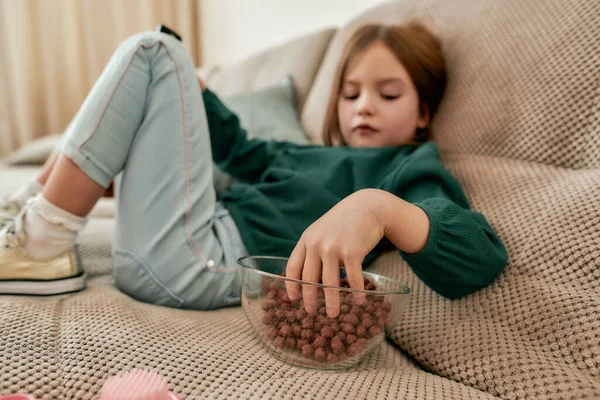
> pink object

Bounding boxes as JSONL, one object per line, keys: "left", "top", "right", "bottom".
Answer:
{"left": 0, "top": 396, "right": 36, "bottom": 400}
{"left": 99, "top": 369, "right": 182, "bottom": 400}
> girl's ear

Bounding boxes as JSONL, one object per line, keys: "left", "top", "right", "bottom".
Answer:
{"left": 417, "top": 103, "right": 430, "bottom": 129}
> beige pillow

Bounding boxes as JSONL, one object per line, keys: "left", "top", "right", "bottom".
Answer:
{"left": 4, "top": 133, "right": 62, "bottom": 165}
{"left": 302, "top": 0, "right": 600, "bottom": 169}
{"left": 198, "top": 27, "right": 337, "bottom": 113}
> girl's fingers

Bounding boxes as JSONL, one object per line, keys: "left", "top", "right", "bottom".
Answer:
{"left": 322, "top": 256, "right": 341, "bottom": 318}
{"left": 285, "top": 242, "right": 306, "bottom": 300}
{"left": 344, "top": 259, "right": 366, "bottom": 305}
{"left": 301, "top": 250, "right": 322, "bottom": 314}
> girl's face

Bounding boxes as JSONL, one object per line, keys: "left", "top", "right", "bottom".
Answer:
{"left": 337, "top": 41, "right": 429, "bottom": 148}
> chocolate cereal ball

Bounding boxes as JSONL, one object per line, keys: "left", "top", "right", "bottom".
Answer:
{"left": 321, "top": 326, "right": 334, "bottom": 339}
{"left": 314, "top": 347, "right": 327, "bottom": 361}
{"left": 355, "top": 325, "right": 367, "bottom": 338}
{"left": 292, "top": 324, "right": 302, "bottom": 337}
{"left": 327, "top": 352, "right": 339, "bottom": 363}
{"left": 279, "top": 323, "right": 292, "bottom": 337}
{"left": 313, "top": 335, "right": 327, "bottom": 349}
{"left": 368, "top": 325, "right": 382, "bottom": 338}
{"left": 300, "top": 329, "right": 313, "bottom": 341}
{"left": 301, "top": 317, "right": 314, "bottom": 330}
{"left": 274, "top": 336, "right": 285, "bottom": 348}
{"left": 345, "top": 334, "right": 357, "bottom": 346}
{"left": 361, "top": 317, "right": 374, "bottom": 329}
{"left": 340, "top": 323, "right": 355, "bottom": 334}
{"left": 331, "top": 337, "right": 345, "bottom": 355}
{"left": 301, "top": 344, "right": 313, "bottom": 357}
{"left": 286, "top": 337, "right": 297, "bottom": 349}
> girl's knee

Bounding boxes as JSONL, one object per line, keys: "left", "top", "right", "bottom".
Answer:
{"left": 115, "top": 31, "right": 188, "bottom": 69}
{"left": 123, "top": 30, "right": 184, "bottom": 52}
{"left": 122, "top": 31, "right": 161, "bottom": 47}
{"left": 116, "top": 31, "right": 165, "bottom": 57}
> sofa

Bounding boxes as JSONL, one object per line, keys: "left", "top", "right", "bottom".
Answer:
{"left": 1, "top": 0, "right": 599, "bottom": 398}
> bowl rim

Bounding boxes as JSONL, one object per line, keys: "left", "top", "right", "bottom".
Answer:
{"left": 237, "top": 255, "right": 410, "bottom": 295}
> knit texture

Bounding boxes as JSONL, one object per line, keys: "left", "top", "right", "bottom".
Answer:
{"left": 374, "top": 154, "right": 600, "bottom": 399}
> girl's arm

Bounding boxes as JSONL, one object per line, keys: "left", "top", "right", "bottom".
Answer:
{"left": 286, "top": 144, "right": 508, "bottom": 316}
{"left": 202, "top": 88, "right": 293, "bottom": 182}
{"left": 286, "top": 187, "right": 507, "bottom": 317}
{"left": 380, "top": 146, "right": 508, "bottom": 299}
{"left": 372, "top": 189, "right": 508, "bottom": 299}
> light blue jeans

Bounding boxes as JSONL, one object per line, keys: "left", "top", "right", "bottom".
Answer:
{"left": 58, "top": 32, "right": 248, "bottom": 310}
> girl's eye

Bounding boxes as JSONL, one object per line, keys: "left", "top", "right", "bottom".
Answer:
{"left": 343, "top": 94, "right": 359, "bottom": 100}
{"left": 382, "top": 94, "right": 400, "bottom": 100}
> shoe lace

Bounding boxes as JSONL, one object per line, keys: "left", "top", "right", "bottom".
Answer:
{"left": 1, "top": 225, "right": 15, "bottom": 250}
{"left": 0, "top": 196, "right": 19, "bottom": 229}
{"left": 1, "top": 209, "right": 23, "bottom": 250}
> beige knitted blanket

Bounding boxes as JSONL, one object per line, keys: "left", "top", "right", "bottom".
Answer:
{"left": 376, "top": 154, "right": 600, "bottom": 399}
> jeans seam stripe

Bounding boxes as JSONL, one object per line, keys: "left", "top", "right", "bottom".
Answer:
{"left": 73, "top": 40, "right": 161, "bottom": 157}
{"left": 161, "top": 42, "right": 216, "bottom": 271}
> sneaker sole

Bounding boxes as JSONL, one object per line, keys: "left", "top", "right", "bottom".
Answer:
{"left": 0, "top": 272, "right": 86, "bottom": 296}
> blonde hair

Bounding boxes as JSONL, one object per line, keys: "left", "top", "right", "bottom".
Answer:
{"left": 322, "top": 21, "right": 448, "bottom": 146}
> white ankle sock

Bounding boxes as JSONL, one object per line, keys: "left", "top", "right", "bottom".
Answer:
{"left": 9, "top": 180, "right": 44, "bottom": 207}
{"left": 23, "top": 194, "right": 88, "bottom": 260}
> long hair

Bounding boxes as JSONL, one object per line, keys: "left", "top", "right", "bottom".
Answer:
{"left": 322, "top": 22, "right": 447, "bottom": 146}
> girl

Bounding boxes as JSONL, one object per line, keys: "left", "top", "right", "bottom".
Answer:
{"left": 0, "top": 22, "right": 507, "bottom": 316}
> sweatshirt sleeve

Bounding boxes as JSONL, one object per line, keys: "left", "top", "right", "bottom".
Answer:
{"left": 389, "top": 143, "right": 508, "bottom": 299}
{"left": 202, "top": 88, "right": 293, "bottom": 182}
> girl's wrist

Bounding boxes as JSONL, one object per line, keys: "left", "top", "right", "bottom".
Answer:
{"left": 361, "top": 189, "right": 430, "bottom": 254}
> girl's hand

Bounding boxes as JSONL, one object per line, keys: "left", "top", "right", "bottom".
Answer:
{"left": 285, "top": 189, "right": 386, "bottom": 318}
{"left": 197, "top": 74, "right": 206, "bottom": 92}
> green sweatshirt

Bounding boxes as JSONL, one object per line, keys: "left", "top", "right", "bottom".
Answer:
{"left": 203, "top": 89, "right": 508, "bottom": 299}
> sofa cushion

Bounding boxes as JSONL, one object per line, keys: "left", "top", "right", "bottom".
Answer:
{"left": 3, "top": 133, "right": 63, "bottom": 165}
{"left": 223, "top": 75, "right": 309, "bottom": 145}
{"left": 199, "top": 27, "right": 337, "bottom": 112}
{"left": 302, "top": 0, "right": 600, "bottom": 169}
{"left": 0, "top": 277, "right": 498, "bottom": 399}
{"left": 368, "top": 154, "right": 600, "bottom": 398}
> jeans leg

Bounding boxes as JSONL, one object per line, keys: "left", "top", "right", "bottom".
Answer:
{"left": 61, "top": 32, "right": 242, "bottom": 309}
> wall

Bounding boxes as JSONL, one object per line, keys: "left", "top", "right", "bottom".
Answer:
{"left": 200, "top": 0, "right": 389, "bottom": 66}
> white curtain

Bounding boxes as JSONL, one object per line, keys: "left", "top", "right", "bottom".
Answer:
{"left": 0, "top": 0, "right": 202, "bottom": 157}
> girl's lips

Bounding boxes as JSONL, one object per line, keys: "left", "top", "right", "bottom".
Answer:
{"left": 353, "top": 125, "right": 379, "bottom": 135}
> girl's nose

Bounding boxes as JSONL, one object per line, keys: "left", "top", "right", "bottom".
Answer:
{"left": 356, "top": 93, "right": 375, "bottom": 116}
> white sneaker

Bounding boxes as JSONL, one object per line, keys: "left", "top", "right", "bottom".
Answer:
{"left": 0, "top": 208, "right": 86, "bottom": 295}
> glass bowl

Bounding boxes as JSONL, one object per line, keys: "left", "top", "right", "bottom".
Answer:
{"left": 237, "top": 255, "right": 411, "bottom": 370}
